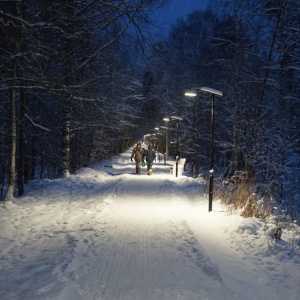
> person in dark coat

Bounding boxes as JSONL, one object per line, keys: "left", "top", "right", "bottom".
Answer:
{"left": 131, "top": 141, "right": 144, "bottom": 175}
{"left": 143, "top": 145, "right": 156, "bottom": 175}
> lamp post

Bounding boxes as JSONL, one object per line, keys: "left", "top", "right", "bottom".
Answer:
{"left": 160, "top": 125, "right": 168, "bottom": 165}
{"left": 163, "top": 117, "right": 170, "bottom": 161}
{"left": 155, "top": 126, "right": 163, "bottom": 153}
{"left": 170, "top": 116, "right": 183, "bottom": 158}
{"left": 152, "top": 136, "right": 157, "bottom": 150}
{"left": 185, "top": 87, "right": 223, "bottom": 212}
{"left": 170, "top": 116, "right": 182, "bottom": 177}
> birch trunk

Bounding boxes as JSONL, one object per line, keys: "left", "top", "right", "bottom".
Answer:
{"left": 5, "top": 66, "right": 17, "bottom": 201}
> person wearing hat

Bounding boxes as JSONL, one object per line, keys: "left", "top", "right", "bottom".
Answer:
{"left": 131, "top": 141, "right": 144, "bottom": 175}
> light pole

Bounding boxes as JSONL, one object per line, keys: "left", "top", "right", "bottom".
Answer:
{"left": 152, "top": 136, "right": 157, "bottom": 150}
{"left": 170, "top": 116, "right": 183, "bottom": 158}
{"left": 163, "top": 117, "right": 170, "bottom": 160}
{"left": 154, "top": 128, "right": 164, "bottom": 162}
{"left": 160, "top": 125, "right": 168, "bottom": 165}
{"left": 185, "top": 87, "right": 223, "bottom": 212}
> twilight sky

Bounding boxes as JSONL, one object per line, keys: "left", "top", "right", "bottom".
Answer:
{"left": 153, "top": 0, "right": 209, "bottom": 34}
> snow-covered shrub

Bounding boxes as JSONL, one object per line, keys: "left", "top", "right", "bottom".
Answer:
{"left": 240, "top": 193, "right": 257, "bottom": 218}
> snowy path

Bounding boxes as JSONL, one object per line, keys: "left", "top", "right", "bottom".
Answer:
{"left": 70, "top": 176, "right": 228, "bottom": 300}
{"left": 1, "top": 149, "right": 299, "bottom": 299}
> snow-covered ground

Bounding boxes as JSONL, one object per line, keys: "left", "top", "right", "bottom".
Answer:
{"left": 1, "top": 148, "right": 300, "bottom": 300}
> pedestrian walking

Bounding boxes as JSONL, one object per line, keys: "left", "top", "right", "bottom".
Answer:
{"left": 143, "top": 145, "right": 156, "bottom": 175}
{"left": 131, "top": 141, "right": 144, "bottom": 175}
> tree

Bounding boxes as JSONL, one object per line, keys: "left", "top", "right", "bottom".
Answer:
{"left": 0, "top": 0, "right": 164, "bottom": 199}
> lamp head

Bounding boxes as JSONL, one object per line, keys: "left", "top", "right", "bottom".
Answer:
{"left": 170, "top": 115, "right": 183, "bottom": 121}
{"left": 184, "top": 89, "right": 197, "bottom": 97}
{"left": 199, "top": 87, "right": 223, "bottom": 97}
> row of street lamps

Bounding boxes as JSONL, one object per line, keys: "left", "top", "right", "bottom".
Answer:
{"left": 155, "top": 116, "right": 182, "bottom": 167}
{"left": 149, "top": 86, "right": 223, "bottom": 212}
{"left": 161, "top": 116, "right": 183, "bottom": 161}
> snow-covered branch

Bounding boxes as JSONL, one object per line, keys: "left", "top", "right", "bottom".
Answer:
{"left": 25, "top": 114, "right": 50, "bottom": 132}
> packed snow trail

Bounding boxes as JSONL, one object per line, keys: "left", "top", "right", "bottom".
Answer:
{"left": 1, "top": 149, "right": 298, "bottom": 299}
{"left": 70, "top": 176, "right": 227, "bottom": 300}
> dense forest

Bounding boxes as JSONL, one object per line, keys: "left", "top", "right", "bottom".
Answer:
{"left": 1, "top": 0, "right": 299, "bottom": 221}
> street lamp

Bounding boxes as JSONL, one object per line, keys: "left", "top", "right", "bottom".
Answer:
{"left": 163, "top": 117, "right": 170, "bottom": 161}
{"left": 170, "top": 116, "right": 183, "bottom": 158}
{"left": 160, "top": 125, "right": 168, "bottom": 165}
{"left": 185, "top": 87, "right": 223, "bottom": 212}
{"left": 168, "top": 116, "right": 183, "bottom": 177}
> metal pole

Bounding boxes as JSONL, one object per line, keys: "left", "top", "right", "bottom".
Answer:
{"left": 176, "top": 120, "right": 179, "bottom": 155}
{"left": 166, "top": 127, "right": 169, "bottom": 161}
{"left": 193, "top": 100, "right": 197, "bottom": 178}
{"left": 176, "top": 120, "right": 179, "bottom": 177}
{"left": 164, "top": 130, "right": 166, "bottom": 166}
{"left": 208, "top": 94, "right": 215, "bottom": 212}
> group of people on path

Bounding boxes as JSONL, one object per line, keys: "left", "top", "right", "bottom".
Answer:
{"left": 131, "top": 141, "right": 156, "bottom": 175}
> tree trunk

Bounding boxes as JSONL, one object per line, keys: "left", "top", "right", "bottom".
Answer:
{"left": 17, "top": 89, "right": 25, "bottom": 196}
{"left": 61, "top": 105, "right": 72, "bottom": 177}
{"left": 5, "top": 68, "right": 17, "bottom": 201}
{"left": 60, "top": 0, "right": 75, "bottom": 178}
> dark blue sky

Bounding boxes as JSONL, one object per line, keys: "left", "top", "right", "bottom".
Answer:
{"left": 153, "top": 0, "right": 209, "bottom": 34}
